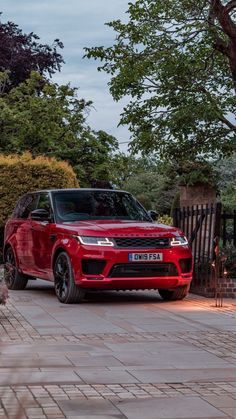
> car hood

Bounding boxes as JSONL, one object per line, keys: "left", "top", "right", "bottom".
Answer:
{"left": 58, "top": 220, "right": 183, "bottom": 238}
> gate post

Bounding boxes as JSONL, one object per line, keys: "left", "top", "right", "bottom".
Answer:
{"left": 173, "top": 208, "right": 180, "bottom": 228}
{"left": 213, "top": 203, "right": 222, "bottom": 305}
{"left": 213, "top": 202, "right": 222, "bottom": 253}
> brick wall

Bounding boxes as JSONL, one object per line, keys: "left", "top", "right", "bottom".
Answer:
{"left": 217, "top": 277, "right": 236, "bottom": 298}
{"left": 191, "top": 277, "right": 236, "bottom": 298}
{"left": 179, "top": 184, "right": 216, "bottom": 208}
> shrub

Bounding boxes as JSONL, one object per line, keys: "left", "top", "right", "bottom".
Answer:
{"left": 0, "top": 280, "right": 8, "bottom": 305}
{"left": 0, "top": 152, "right": 79, "bottom": 229}
{"left": 157, "top": 215, "right": 173, "bottom": 226}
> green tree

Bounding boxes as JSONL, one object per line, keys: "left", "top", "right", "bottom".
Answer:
{"left": 216, "top": 153, "right": 236, "bottom": 210}
{"left": 110, "top": 153, "right": 178, "bottom": 213}
{"left": 0, "top": 72, "right": 118, "bottom": 185}
{"left": 124, "top": 171, "right": 177, "bottom": 214}
{"left": 0, "top": 14, "right": 63, "bottom": 91}
{"left": 110, "top": 153, "right": 156, "bottom": 187}
{"left": 216, "top": 153, "right": 236, "bottom": 189}
{"left": 85, "top": 0, "right": 236, "bottom": 160}
{"left": 221, "top": 181, "right": 236, "bottom": 211}
{"left": 73, "top": 130, "right": 119, "bottom": 186}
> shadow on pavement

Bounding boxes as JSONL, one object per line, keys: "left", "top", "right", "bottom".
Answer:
{"left": 24, "top": 279, "right": 163, "bottom": 304}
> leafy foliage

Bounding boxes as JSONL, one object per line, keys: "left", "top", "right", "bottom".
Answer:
{"left": 220, "top": 180, "right": 236, "bottom": 211}
{"left": 157, "top": 214, "right": 173, "bottom": 226}
{"left": 0, "top": 14, "right": 63, "bottom": 91}
{"left": 85, "top": 0, "right": 236, "bottom": 160}
{"left": 0, "top": 152, "right": 78, "bottom": 229}
{"left": 221, "top": 242, "right": 236, "bottom": 277}
{"left": 0, "top": 72, "right": 118, "bottom": 185}
{"left": 74, "top": 130, "right": 118, "bottom": 186}
{"left": 216, "top": 153, "right": 236, "bottom": 190}
{"left": 213, "top": 153, "right": 236, "bottom": 210}
{"left": 110, "top": 153, "right": 178, "bottom": 214}
{"left": 177, "top": 159, "right": 218, "bottom": 186}
{"left": 123, "top": 171, "right": 177, "bottom": 214}
{"left": 110, "top": 153, "right": 158, "bottom": 187}
{"left": 0, "top": 281, "right": 8, "bottom": 305}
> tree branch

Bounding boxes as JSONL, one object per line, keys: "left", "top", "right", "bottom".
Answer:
{"left": 213, "top": 36, "right": 229, "bottom": 55}
{"left": 209, "top": 0, "right": 236, "bottom": 39}
{"left": 225, "top": 0, "right": 236, "bottom": 14}
{"left": 219, "top": 115, "right": 236, "bottom": 131}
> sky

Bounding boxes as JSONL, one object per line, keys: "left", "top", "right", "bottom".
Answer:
{"left": 1, "top": 0, "right": 131, "bottom": 152}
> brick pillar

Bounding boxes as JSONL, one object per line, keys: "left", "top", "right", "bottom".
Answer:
{"left": 179, "top": 184, "right": 216, "bottom": 207}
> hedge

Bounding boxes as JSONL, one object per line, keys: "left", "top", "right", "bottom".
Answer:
{"left": 0, "top": 152, "right": 79, "bottom": 229}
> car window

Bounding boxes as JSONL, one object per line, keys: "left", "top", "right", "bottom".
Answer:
{"left": 13, "top": 196, "right": 27, "bottom": 219}
{"left": 37, "top": 193, "right": 51, "bottom": 212}
{"left": 53, "top": 191, "right": 151, "bottom": 222}
{"left": 14, "top": 194, "right": 39, "bottom": 219}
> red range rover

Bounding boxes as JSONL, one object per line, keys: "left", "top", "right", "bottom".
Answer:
{"left": 4, "top": 189, "right": 193, "bottom": 303}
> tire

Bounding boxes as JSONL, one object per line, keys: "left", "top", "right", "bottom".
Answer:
{"left": 158, "top": 284, "right": 190, "bottom": 301}
{"left": 54, "top": 251, "right": 85, "bottom": 304}
{"left": 4, "top": 247, "right": 28, "bottom": 290}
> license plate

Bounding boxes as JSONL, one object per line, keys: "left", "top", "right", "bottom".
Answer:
{"left": 128, "top": 253, "right": 163, "bottom": 262}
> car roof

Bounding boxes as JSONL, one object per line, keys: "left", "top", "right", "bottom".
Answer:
{"left": 27, "top": 188, "right": 129, "bottom": 194}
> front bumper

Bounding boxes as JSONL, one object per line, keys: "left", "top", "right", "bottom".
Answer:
{"left": 71, "top": 244, "right": 193, "bottom": 290}
{"left": 77, "top": 275, "right": 192, "bottom": 290}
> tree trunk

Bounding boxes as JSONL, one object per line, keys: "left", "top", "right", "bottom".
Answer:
{"left": 210, "top": 0, "right": 236, "bottom": 86}
{"left": 228, "top": 41, "right": 236, "bottom": 87}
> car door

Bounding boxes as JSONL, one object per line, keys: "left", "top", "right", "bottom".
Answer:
{"left": 30, "top": 193, "right": 55, "bottom": 279}
{"left": 11, "top": 194, "right": 39, "bottom": 273}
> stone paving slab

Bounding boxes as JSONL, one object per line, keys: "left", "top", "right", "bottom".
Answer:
{"left": 129, "top": 368, "right": 236, "bottom": 384}
{"left": 1, "top": 382, "right": 236, "bottom": 418}
{"left": 113, "top": 396, "right": 228, "bottom": 418}
{"left": 57, "top": 399, "right": 123, "bottom": 418}
{"left": 0, "top": 276, "right": 236, "bottom": 418}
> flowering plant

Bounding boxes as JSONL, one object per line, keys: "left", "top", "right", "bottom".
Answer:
{"left": 0, "top": 281, "right": 8, "bottom": 305}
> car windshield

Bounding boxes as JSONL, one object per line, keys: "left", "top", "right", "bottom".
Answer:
{"left": 53, "top": 190, "right": 151, "bottom": 222}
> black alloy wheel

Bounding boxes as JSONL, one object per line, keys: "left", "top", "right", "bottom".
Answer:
{"left": 54, "top": 252, "right": 85, "bottom": 304}
{"left": 4, "top": 247, "right": 28, "bottom": 290}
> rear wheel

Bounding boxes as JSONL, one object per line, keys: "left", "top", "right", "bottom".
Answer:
{"left": 158, "top": 284, "right": 190, "bottom": 301}
{"left": 54, "top": 252, "right": 85, "bottom": 304}
{"left": 4, "top": 247, "right": 28, "bottom": 290}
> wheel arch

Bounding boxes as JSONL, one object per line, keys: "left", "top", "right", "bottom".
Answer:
{"left": 3, "top": 243, "right": 17, "bottom": 264}
{"left": 52, "top": 247, "right": 66, "bottom": 270}
{"left": 3, "top": 243, "right": 11, "bottom": 261}
{"left": 51, "top": 237, "right": 81, "bottom": 283}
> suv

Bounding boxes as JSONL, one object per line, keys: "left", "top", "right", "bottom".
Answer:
{"left": 4, "top": 189, "right": 193, "bottom": 303}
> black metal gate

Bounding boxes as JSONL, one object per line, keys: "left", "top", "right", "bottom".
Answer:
{"left": 173, "top": 203, "right": 222, "bottom": 295}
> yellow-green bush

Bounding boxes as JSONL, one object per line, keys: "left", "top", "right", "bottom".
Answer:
{"left": 157, "top": 215, "right": 173, "bottom": 226}
{"left": 0, "top": 152, "right": 79, "bottom": 228}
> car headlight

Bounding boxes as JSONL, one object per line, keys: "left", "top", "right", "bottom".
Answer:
{"left": 170, "top": 236, "right": 188, "bottom": 246}
{"left": 77, "top": 236, "right": 114, "bottom": 246}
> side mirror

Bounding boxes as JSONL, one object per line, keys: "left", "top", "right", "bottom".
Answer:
{"left": 30, "top": 209, "right": 51, "bottom": 222}
{"left": 148, "top": 210, "right": 158, "bottom": 221}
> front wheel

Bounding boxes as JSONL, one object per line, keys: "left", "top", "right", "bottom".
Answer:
{"left": 54, "top": 252, "right": 85, "bottom": 304}
{"left": 158, "top": 284, "right": 190, "bottom": 301}
{"left": 4, "top": 247, "right": 28, "bottom": 290}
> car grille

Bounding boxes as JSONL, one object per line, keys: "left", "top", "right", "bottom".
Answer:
{"left": 108, "top": 263, "right": 178, "bottom": 278}
{"left": 113, "top": 237, "right": 170, "bottom": 249}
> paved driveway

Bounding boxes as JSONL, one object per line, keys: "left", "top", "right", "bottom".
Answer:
{"left": 0, "top": 277, "right": 236, "bottom": 418}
